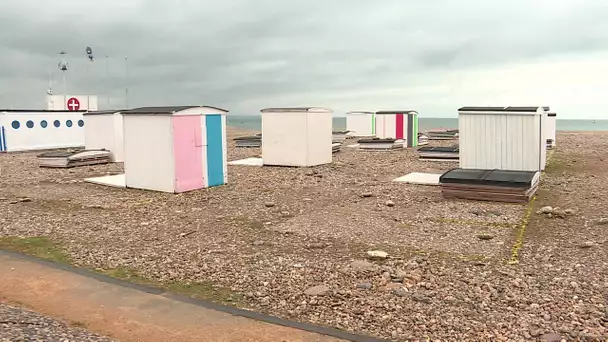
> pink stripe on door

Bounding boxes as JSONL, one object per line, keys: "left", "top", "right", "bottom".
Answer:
{"left": 173, "top": 116, "right": 205, "bottom": 192}
{"left": 395, "top": 114, "right": 404, "bottom": 139}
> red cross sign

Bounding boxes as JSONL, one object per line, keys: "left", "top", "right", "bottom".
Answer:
{"left": 67, "top": 97, "right": 80, "bottom": 111}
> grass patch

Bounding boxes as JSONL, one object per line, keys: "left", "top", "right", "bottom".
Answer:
{"left": 230, "top": 216, "right": 266, "bottom": 231}
{"left": 100, "top": 266, "right": 153, "bottom": 285}
{"left": 508, "top": 192, "right": 538, "bottom": 265}
{"left": 0, "top": 237, "right": 243, "bottom": 306}
{"left": 430, "top": 217, "right": 514, "bottom": 228}
{"left": 458, "top": 254, "right": 489, "bottom": 262}
{"left": 0, "top": 236, "right": 71, "bottom": 264}
{"left": 99, "top": 266, "right": 242, "bottom": 306}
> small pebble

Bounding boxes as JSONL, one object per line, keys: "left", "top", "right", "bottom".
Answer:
{"left": 477, "top": 233, "right": 495, "bottom": 240}
{"left": 366, "top": 250, "right": 388, "bottom": 260}
{"left": 577, "top": 241, "right": 595, "bottom": 249}
{"left": 357, "top": 282, "right": 373, "bottom": 290}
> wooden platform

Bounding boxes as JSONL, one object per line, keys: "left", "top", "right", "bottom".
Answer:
{"left": 37, "top": 150, "right": 111, "bottom": 168}
{"left": 439, "top": 168, "right": 540, "bottom": 203}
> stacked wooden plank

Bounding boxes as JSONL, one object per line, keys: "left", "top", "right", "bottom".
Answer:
{"left": 234, "top": 134, "right": 262, "bottom": 148}
{"left": 332, "top": 142, "right": 342, "bottom": 153}
{"left": 427, "top": 129, "right": 459, "bottom": 140}
{"left": 418, "top": 145, "right": 459, "bottom": 161}
{"left": 357, "top": 138, "right": 404, "bottom": 151}
{"left": 439, "top": 168, "right": 540, "bottom": 203}
{"left": 332, "top": 130, "right": 350, "bottom": 143}
{"left": 418, "top": 133, "right": 429, "bottom": 146}
{"left": 38, "top": 149, "right": 111, "bottom": 168}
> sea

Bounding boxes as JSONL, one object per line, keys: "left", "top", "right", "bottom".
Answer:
{"left": 227, "top": 115, "right": 608, "bottom": 132}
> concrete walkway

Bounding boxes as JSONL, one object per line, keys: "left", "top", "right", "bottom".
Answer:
{"left": 0, "top": 252, "right": 382, "bottom": 342}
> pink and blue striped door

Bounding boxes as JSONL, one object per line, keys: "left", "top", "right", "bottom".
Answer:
{"left": 173, "top": 116, "right": 204, "bottom": 193}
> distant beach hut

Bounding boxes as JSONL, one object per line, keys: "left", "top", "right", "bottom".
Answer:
{"left": 374, "top": 110, "right": 419, "bottom": 147}
{"left": 458, "top": 106, "right": 547, "bottom": 172}
{"left": 0, "top": 109, "right": 85, "bottom": 152}
{"left": 261, "top": 107, "right": 332, "bottom": 167}
{"left": 121, "top": 106, "right": 228, "bottom": 193}
{"left": 83, "top": 110, "right": 124, "bottom": 162}
{"left": 345, "top": 111, "right": 375, "bottom": 137}
{"left": 546, "top": 112, "right": 557, "bottom": 148}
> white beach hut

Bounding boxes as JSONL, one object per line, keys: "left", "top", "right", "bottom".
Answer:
{"left": 546, "top": 112, "right": 557, "bottom": 148}
{"left": 83, "top": 110, "right": 124, "bottom": 162}
{"left": 374, "top": 110, "right": 420, "bottom": 147}
{"left": 458, "top": 106, "right": 547, "bottom": 172}
{"left": 346, "top": 111, "right": 375, "bottom": 137}
{"left": 261, "top": 107, "right": 333, "bottom": 167}
{"left": 121, "top": 106, "right": 228, "bottom": 193}
{"left": 0, "top": 110, "right": 85, "bottom": 152}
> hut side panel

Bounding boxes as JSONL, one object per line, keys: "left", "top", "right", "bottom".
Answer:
{"left": 261, "top": 112, "right": 308, "bottom": 167}
{"left": 346, "top": 113, "right": 375, "bottom": 137}
{"left": 459, "top": 111, "right": 543, "bottom": 171}
{"left": 123, "top": 115, "right": 176, "bottom": 192}
{"left": 305, "top": 112, "right": 332, "bottom": 166}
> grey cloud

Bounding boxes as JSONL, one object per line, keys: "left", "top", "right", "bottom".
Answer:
{"left": 1, "top": 0, "right": 607, "bottom": 113}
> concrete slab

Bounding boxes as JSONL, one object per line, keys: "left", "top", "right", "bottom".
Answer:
{"left": 392, "top": 172, "right": 442, "bottom": 186}
{"left": 84, "top": 174, "right": 126, "bottom": 188}
{"left": 227, "top": 158, "right": 263, "bottom": 167}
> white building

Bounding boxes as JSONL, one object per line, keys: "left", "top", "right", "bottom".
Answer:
{"left": 261, "top": 107, "right": 333, "bottom": 167}
{"left": 121, "top": 106, "right": 228, "bottom": 193}
{"left": 83, "top": 110, "right": 125, "bottom": 162}
{"left": 47, "top": 95, "right": 98, "bottom": 111}
{"left": 458, "top": 106, "right": 547, "bottom": 172}
{"left": 345, "top": 111, "right": 375, "bottom": 137}
{"left": 0, "top": 110, "right": 85, "bottom": 152}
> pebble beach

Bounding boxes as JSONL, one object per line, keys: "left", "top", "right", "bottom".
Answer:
{"left": 0, "top": 302, "right": 114, "bottom": 342}
{"left": 0, "top": 128, "right": 607, "bottom": 341}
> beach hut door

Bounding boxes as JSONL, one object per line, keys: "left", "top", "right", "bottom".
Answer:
{"left": 173, "top": 116, "right": 205, "bottom": 192}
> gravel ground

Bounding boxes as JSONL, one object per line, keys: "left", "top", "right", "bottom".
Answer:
{"left": 0, "top": 303, "right": 115, "bottom": 342}
{"left": 0, "top": 128, "right": 607, "bottom": 341}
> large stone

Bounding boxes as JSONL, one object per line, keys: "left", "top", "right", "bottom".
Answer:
{"left": 577, "top": 241, "right": 595, "bottom": 249}
{"left": 356, "top": 282, "right": 373, "bottom": 290}
{"left": 477, "top": 233, "right": 495, "bottom": 241}
{"left": 304, "top": 285, "right": 330, "bottom": 296}
{"left": 351, "top": 260, "right": 377, "bottom": 272}
{"left": 540, "top": 333, "right": 563, "bottom": 342}
{"left": 537, "top": 206, "right": 553, "bottom": 214}
{"left": 366, "top": 250, "right": 388, "bottom": 260}
{"left": 412, "top": 293, "right": 432, "bottom": 304}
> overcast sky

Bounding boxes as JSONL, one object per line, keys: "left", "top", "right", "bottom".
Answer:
{"left": 1, "top": 0, "right": 608, "bottom": 118}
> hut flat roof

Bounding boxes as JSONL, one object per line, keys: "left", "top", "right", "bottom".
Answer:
{"left": 261, "top": 107, "right": 332, "bottom": 113}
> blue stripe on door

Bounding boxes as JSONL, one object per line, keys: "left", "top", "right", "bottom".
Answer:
{"left": 0, "top": 126, "right": 6, "bottom": 152}
{"left": 205, "top": 115, "right": 224, "bottom": 187}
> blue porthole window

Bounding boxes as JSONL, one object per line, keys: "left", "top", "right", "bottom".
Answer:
{"left": 53, "top": 120, "right": 61, "bottom": 128}
{"left": 11, "top": 120, "right": 20, "bottom": 129}
{"left": 41, "top": 120, "right": 48, "bottom": 128}
{"left": 66, "top": 120, "right": 73, "bottom": 127}
{"left": 78, "top": 119, "right": 84, "bottom": 127}
{"left": 26, "top": 120, "right": 34, "bottom": 128}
